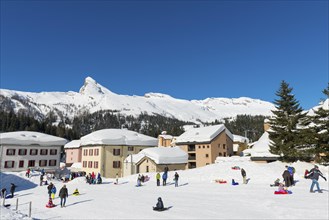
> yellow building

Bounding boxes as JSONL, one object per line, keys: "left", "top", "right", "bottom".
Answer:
{"left": 80, "top": 129, "right": 157, "bottom": 178}
{"left": 175, "top": 124, "right": 234, "bottom": 169}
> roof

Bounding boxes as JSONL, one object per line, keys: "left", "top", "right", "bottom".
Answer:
{"left": 233, "top": 134, "right": 249, "bottom": 143}
{"left": 175, "top": 124, "right": 233, "bottom": 144}
{"left": 80, "top": 129, "right": 158, "bottom": 146}
{"left": 0, "top": 131, "right": 68, "bottom": 146}
{"left": 249, "top": 131, "right": 279, "bottom": 158}
{"left": 125, "top": 146, "right": 188, "bottom": 165}
{"left": 64, "top": 140, "right": 81, "bottom": 149}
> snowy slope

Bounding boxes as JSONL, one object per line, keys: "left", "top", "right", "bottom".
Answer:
{"left": 0, "top": 158, "right": 328, "bottom": 219}
{"left": 0, "top": 77, "right": 275, "bottom": 123}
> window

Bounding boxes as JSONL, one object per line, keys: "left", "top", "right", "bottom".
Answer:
{"left": 89, "top": 149, "right": 93, "bottom": 156}
{"left": 198, "top": 146, "right": 201, "bottom": 149}
{"left": 218, "top": 153, "right": 222, "bottom": 156}
{"left": 113, "top": 149, "right": 120, "bottom": 156}
{"left": 83, "top": 161, "right": 87, "bottom": 168}
{"left": 50, "top": 149, "right": 57, "bottom": 155}
{"left": 19, "top": 160, "right": 24, "bottom": 168}
{"left": 94, "top": 161, "right": 98, "bottom": 168}
{"left": 49, "top": 160, "right": 57, "bottom": 166}
{"left": 218, "top": 144, "right": 221, "bottom": 148}
{"left": 203, "top": 146, "right": 205, "bottom": 149}
{"left": 4, "top": 161, "right": 15, "bottom": 168}
{"left": 128, "top": 146, "right": 134, "bottom": 151}
{"left": 223, "top": 144, "right": 226, "bottom": 149}
{"left": 40, "top": 149, "right": 48, "bottom": 155}
{"left": 83, "top": 149, "right": 88, "bottom": 156}
{"left": 146, "top": 166, "right": 149, "bottom": 172}
{"left": 207, "top": 145, "right": 209, "bottom": 148}
{"left": 18, "top": 149, "right": 27, "bottom": 155}
{"left": 113, "top": 161, "right": 121, "bottom": 168}
{"left": 205, "top": 154, "right": 209, "bottom": 158}
{"left": 224, "top": 152, "right": 227, "bottom": 157}
{"left": 28, "top": 160, "right": 36, "bottom": 167}
{"left": 6, "top": 149, "right": 15, "bottom": 156}
{"left": 94, "top": 149, "right": 99, "bottom": 156}
{"left": 39, "top": 160, "right": 47, "bottom": 167}
{"left": 30, "top": 149, "right": 38, "bottom": 155}
{"left": 88, "top": 161, "right": 93, "bottom": 168}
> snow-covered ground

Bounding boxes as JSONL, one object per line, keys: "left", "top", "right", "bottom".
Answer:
{"left": 1, "top": 157, "right": 328, "bottom": 219}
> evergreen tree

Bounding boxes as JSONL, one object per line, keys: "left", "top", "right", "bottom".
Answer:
{"left": 309, "top": 83, "right": 329, "bottom": 163}
{"left": 268, "top": 80, "right": 307, "bottom": 162}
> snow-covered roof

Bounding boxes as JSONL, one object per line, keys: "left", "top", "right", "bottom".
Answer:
{"left": 134, "top": 146, "right": 188, "bottom": 164}
{"left": 233, "top": 134, "right": 249, "bottom": 143}
{"left": 158, "top": 134, "right": 173, "bottom": 140}
{"left": 80, "top": 129, "right": 158, "bottom": 146}
{"left": 64, "top": 140, "right": 81, "bottom": 149}
{"left": 0, "top": 131, "right": 68, "bottom": 146}
{"left": 175, "top": 124, "right": 233, "bottom": 143}
{"left": 249, "top": 131, "right": 279, "bottom": 158}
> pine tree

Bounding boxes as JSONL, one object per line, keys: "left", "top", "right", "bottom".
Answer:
{"left": 268, "top": 80, "right": 307, "bottom": 162}
{"left": 309, "top": 83, "right": 329, "bottom": 163}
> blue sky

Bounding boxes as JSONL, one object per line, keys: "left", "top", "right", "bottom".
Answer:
{"left": 1, "top": 0, "right": 328, "bottom": 110}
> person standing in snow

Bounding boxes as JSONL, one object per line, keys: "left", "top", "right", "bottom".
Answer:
{"left": 26, "top": 168, "right": 31, "bottom": 178}
{"left": 1, "top": 188, "right": 7, "bottom": 198}
{"left": 10, "top": 183, "right": 16, "bottom": 198}
{"left": 282, "top": 167, "right": 291, "bottom": 187}
{"left": 286, "top": 165, "right": 295, "bottom": 186}
{"left": 59, "top": 185, "right": 68, "bottom": 207}
{"left": 47, "top": 182, "right": 54, "bottom": 198}
{"left": 156, "top": 173, "right": 161, "bottom": 186}
{"left": 116, "top": 173, "right": 119, "bottom": 184}
{"left": 174, "top": 172, "right": 179, "bottom": 187}
{"left": 241, "top": 168, "right": 247, "bottom": 184}
{"left": 162, "top": 172, "right": 168, "bottom": 186}
{"left": 51, "top": 185, "right": 56, "bottom": 200}
{"left": 306, "top": 165, "right": 327, "bottom": 193}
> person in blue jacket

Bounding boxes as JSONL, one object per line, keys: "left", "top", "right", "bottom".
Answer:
{"left": 162, "top": 172, "right": 168, "bottom": 186}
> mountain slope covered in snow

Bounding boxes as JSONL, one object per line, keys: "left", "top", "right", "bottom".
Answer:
{"left": 0, "top": 77, "right": 275, "bottom": 123}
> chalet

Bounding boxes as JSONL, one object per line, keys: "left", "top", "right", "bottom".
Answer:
{"left": 175, "top": 124, "right": 233, "bottom": 169}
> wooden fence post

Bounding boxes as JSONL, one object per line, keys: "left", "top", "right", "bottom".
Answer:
{"left": 29, "top": 201, "right": 32, "bottom": 218}
{"left": 16, "top": 198, "right": 18, "bottom": 210}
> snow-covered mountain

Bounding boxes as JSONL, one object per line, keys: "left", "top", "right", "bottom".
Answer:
{"left": 0, "top": 76, "right": 275, "bottom": 123}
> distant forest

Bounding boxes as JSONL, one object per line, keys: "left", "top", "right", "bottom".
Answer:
{"left": 0, "top": 109, "right": 266, "bottom": 142}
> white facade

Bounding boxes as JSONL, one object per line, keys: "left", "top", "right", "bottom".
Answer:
{"left": 0, "top": 131, "right": 67, "bottom": 172}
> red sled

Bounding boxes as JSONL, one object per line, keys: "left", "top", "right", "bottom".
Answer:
{"left": 274, "top": 190, "right": 292, "bottom": 195}
{"left": 46, "top": 203, "right": 56, "bottom": 208}
{"left": 215, "top": 180, "right": 227, "bottom": 184}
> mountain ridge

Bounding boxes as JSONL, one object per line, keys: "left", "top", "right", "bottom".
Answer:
{"left": 0, "top": 76, "right": 275, "bottom": 123}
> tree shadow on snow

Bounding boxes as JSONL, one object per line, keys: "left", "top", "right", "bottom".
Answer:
{"left": 0, "top": 172, "right": 38, "bottom": 193}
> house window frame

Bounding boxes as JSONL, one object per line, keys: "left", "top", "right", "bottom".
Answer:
{"left": 18, "top": 149, "right": 27, "bottom": 155}
{"left": 6, "top": 149, "right": 16, "bottom": 156}
{"left": 4, "top": 161, "right": 15, "bottom": 168}
{"left": 40, "top": 149, "right": 48, "bottom": 155}
{"left": 113, "top": 161, "right": 121, "bottom": 168}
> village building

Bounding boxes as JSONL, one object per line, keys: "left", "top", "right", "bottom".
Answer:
{"left": 64, "top": 140, "right": 82, "bottom": 167}
{"left": 157, "top": 131, "right": 174, "bottom": 147}
{"left": 232, "top": 134, "right": 249, "bottom": 156}
{"left": 123, "top": 146, "right": 187, "bottom": 176}
{"left": 0, "top": 131, "right": 67, "bottom": 172}
{"left": 80, "top": 129, "right": 157, "bottom": 178}
{"left": 175, "top": 124, "right": 234, "bottom": 169}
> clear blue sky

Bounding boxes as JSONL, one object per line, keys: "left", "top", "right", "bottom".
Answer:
{"left": 1, "top": 0, "right": 328, "bottom": 110}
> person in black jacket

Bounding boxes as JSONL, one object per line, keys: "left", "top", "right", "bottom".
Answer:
{"left": 241, "top": 168, "right": 247, "bottom": 184}
{"left": 59, "top": 185, "right": 68, "bottom": 207}
{"left": 10, "top": 183, "right": 16, "bottom": 198}
{"left": 153, "top": 197, "right": 164, "bottom": 211}
{"left": 307, "top": 165, "right": 327, "bottom": 193}
{"left": 282, "top": 168, "right": 291, "bottom": 187}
